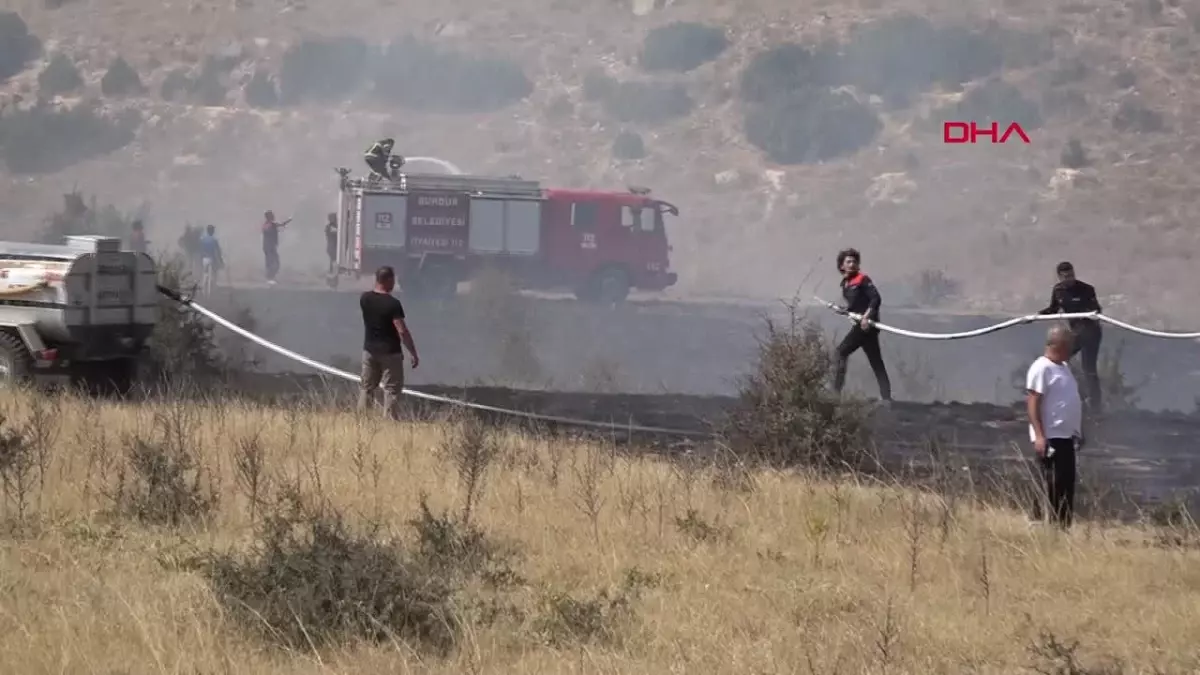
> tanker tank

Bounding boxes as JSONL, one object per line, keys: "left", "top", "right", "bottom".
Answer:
{"left": 0, "top": 235, "right": 159, "bottom": 392}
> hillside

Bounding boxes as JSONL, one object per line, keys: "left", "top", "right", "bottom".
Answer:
{"left": 2, "top": 0, "right": 1200, "bottom": 323}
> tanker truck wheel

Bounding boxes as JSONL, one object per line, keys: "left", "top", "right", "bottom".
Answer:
{"left": 0, "top": 332, "right": 33, "bottom": 389}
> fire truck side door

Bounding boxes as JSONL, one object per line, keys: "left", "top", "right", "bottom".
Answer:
{"left": 561, "top": 198, "right": 602, "bottom": 275}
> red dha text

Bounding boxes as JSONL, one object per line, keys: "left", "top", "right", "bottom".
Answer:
{"left": 943, "top": 121, "right": 1031, "bottom": 144}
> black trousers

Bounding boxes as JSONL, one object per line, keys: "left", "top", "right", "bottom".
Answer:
{"left": 365, "top": 155, "right": 391, "bottom": 179}
{"left": 833, "top": 325, "right": 892, "bottom": 401}
{"left": 1033, "top": 436, "right": 1077, "bottom": 528}
{"left": 263, "top": 247, "right": 280, "bottom": 281}
{"left": 1070, "top": 322, "right": 1102, "bottom": 411}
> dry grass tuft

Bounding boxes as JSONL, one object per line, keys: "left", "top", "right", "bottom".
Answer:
{"left": 0, "top": 388, "right": 1197, "bottom": 673}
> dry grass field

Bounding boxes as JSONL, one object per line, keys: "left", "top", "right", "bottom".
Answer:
{"left": 0, "top": 388, "right": 1197, "bottom": 674}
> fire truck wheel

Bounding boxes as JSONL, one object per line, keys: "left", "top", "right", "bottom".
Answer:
{"left": 591, "top": 267, "right": 631, "bottom": 304}
{"left": 417, "top": 264, "right": 459, "bottom": 301}
{"left": 0, "top": 332, "right": 33, "bottom": 388}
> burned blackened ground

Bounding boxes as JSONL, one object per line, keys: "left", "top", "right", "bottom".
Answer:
{"left": 226, "top": 285, "right": 1200, "bottom": 412}
{"left": 233, "top": 372, "right": 1200, "bottom": 515}
{"left": 208, "top": 285, "right": 1200, "bottom": 513}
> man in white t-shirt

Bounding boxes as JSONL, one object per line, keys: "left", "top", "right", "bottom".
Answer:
{"left": 1025, "top": 324, "right": 1083, "bottom": 528}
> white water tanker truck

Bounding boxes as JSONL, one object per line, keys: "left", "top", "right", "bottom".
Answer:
{"left": 0, "top": 234, "right": 158, "bottom": 393}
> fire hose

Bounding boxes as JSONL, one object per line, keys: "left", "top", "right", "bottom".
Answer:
{"left": 814, "top": 296, "right": 1200, "bottom": 340}
{"left": 156, "top": 285, "right": 711, "bottom": 438}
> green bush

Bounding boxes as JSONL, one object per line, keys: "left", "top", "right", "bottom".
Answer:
{"left": 738, "top": 43, "right": 839, "bottom": 104}
{"left": 371, "top": 37, "right": 533, "bottom": 113}
{"left": 100, "top": 56, "right": 145, "bottom": 97}
{"left": 243, "top": 70, "right": 279, "bottom": 108}
{"left": 37, "top": 53, "right": 83, "bottom": 96}
{"left": 0, "top": 101, "right": 139, "bottom": 174}
{"left": 720, "top": 298, "right": 873, "bottom": 470}
{"left": 203, "top": 491, "right": 459, "bottom": 653}
{"left": 640, "top": 22, "right": 728, "bottom": 73}
{"left": 836, "top": 15, "right": 1005, "bottom": 100}
{"left": 743, "top": 89, "right": 882, "bottom": 164}
{"left": 278, "top": 36, "right": 370, "bottom": 104}
{"left": 940, "top": 78, "right": 1044, "bottom": 131}
{"left": 612, "top": 130, "right": 646, "bottom": 160}
{"left": 0, "top": 12, "right": 41, "bottom": 83}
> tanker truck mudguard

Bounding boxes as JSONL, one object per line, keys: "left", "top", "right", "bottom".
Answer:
{"left": 331, "top": 167, "right": 679, "bottom": 303}
{"left": 0, "top": 235, "right": 158, "bottom": 393}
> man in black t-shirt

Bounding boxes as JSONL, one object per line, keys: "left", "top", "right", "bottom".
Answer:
{"left": 359, "top": 266, "right": 420, "bottom": 420}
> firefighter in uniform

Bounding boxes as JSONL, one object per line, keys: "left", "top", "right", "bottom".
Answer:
{"left": 832, "top": 247, "right": 893, "bottom": 402}
{"left": 1037, "top": 261, "right": 1104, "bottom": 412}
{"left": 364, "top": 138, "right": 403, "bottom": 180}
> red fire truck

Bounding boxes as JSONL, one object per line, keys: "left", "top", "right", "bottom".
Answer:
{"left": 332, "top": 169, "right": 679, "bottom": 303}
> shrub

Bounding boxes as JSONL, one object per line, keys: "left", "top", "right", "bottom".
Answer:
{"left": 37, "top": 53, "right": 83, "bottom": 96}
{"left": 159, "top": 68, "right": 191, "bottom": 101}
{"left": 581, "top": 69, "right": 615, "bottom": 101}
{"left": 600, "top": 80, "right": 693, "bottom": 125}
{"left": 640, "top": 22, "right": 728, "bottom": 73}
{"left": 203, "top": 491, "right": 459, "bottom": 653}
{"left": 371, "top": 37, "right": 533, "bottom": 113}
{"left": 157, "top": 62, "right": 227, "bottom": 106}
{"left": 0, "top": 11, "right": 41, "bottom": 83}
{"left": 1061, "top": 138, "right": 1090, "bottom": 168}
{"left": 743, "top": 89, "right": 882, "bottom": 164}
{"left": 38, "top": 190, "right": 144, "bottom": 244}
{"left": 612, "top": 130, "right": 646, "bottom": 160}
{"left": 0, "top": 101, "right": 139, "bottom": 174}
{"left": 115, "top": 433, "right": 218, "bottom": 527}
{"left": 188, "top": 59, "right": 228, "bottom": 107}
{"left": 243, "top": 70, "right": 279, "bottom": 108}
{"left": 738, "top": 43, "right": 839, "bottom": 104}
{"left": 1111, "top": 98, "right": 1165, "bottom": 133}
{"left": 720, "top": 298, "right": 873, "bottom": 470}
{"left": 836, "top": 15, "right": 1005, "bottom": 100}
{"left": 941, "top": 78, "right": 1044, "bottom": 130}
{"left": 278, "top": 35, "right": 370, "bottom": 105}
{"left": 100, "top": 56, "right": 145, "bottom": 97}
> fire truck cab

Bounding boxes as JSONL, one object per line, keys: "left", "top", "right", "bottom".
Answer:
{"left": 333, "top": 169, "right": 679, "bottom": 303}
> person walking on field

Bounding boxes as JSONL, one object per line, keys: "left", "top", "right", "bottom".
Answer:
{"left": 359, "top": 266, "right": 419, "bottom": 420}
{"left": 1026, "top": 324, "right": 1084, "bottom": 529}
{"left": 832, "top": 247, "right": 893, "bottom": 402}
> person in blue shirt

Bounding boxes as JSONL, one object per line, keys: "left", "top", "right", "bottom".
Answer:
{"left": 198, "top": 224, "right": 224, "bottom": 296}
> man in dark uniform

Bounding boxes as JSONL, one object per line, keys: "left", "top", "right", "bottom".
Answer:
{"left": 1037, "top": 261, "right": 1103, "bottom": 412}
{"left": 364, "top": 138, "right": 403, "bottom": 180}
{"left": 832, "top": 247, "right": 893, "bottom": 401}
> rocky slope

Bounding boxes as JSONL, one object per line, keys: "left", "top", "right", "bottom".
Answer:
{"left": 2, "top": 0, "right": 1200, "bottom": 325}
